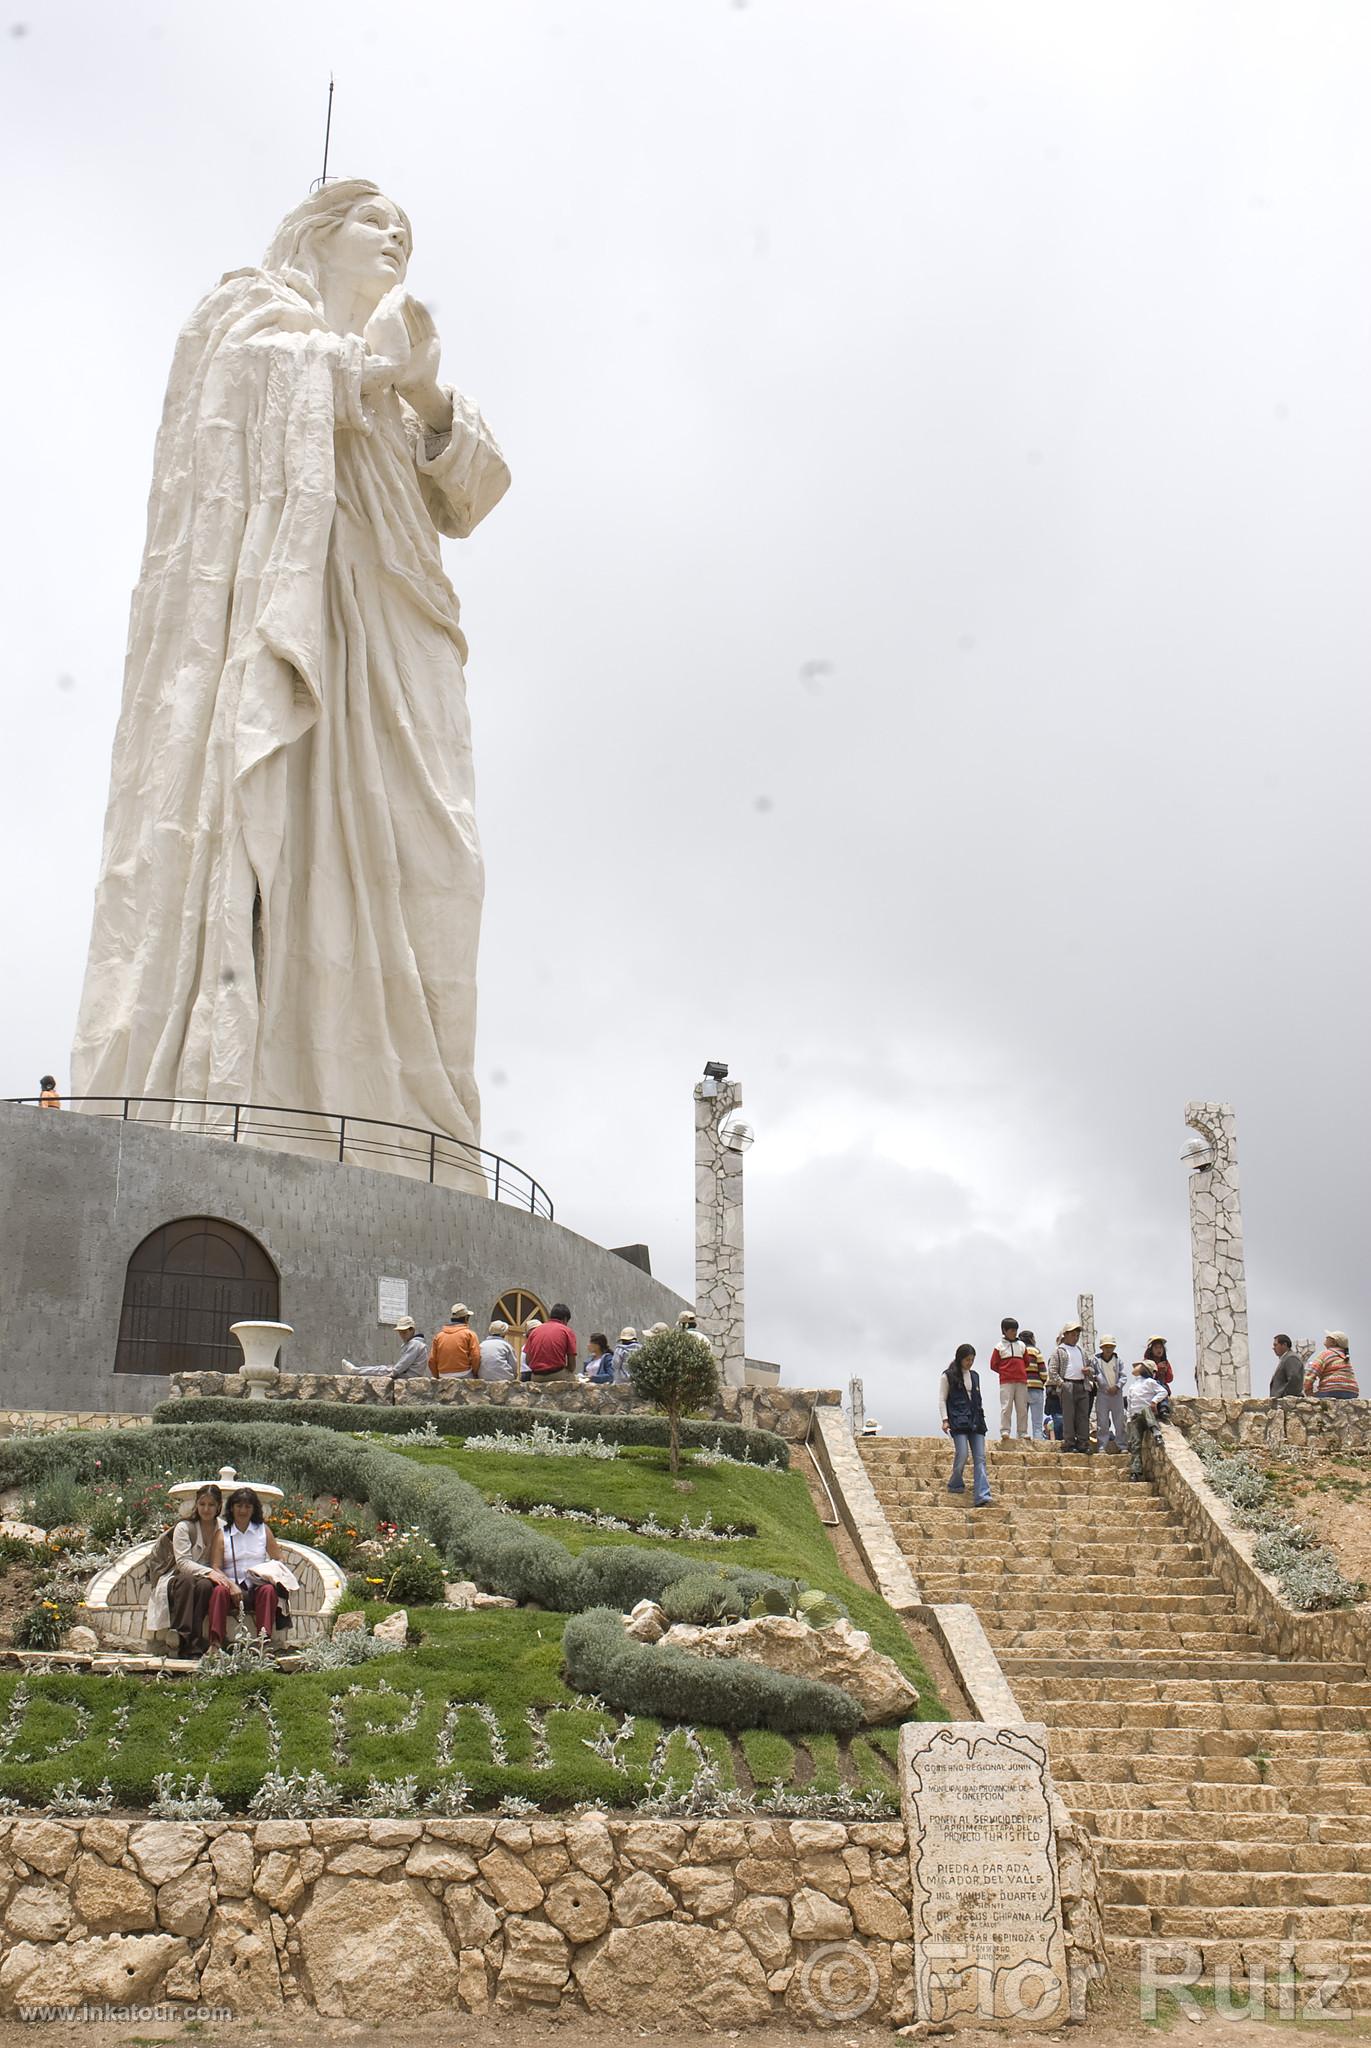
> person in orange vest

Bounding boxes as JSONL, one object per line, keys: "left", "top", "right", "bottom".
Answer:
{"left": 429, "top": 1304, "right": 481, "bottom": 1377}
{"left": 38, "top": 1075, "right": 61, "bottom": 1109}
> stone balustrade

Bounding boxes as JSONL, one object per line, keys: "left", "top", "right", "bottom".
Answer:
{"left": 1170, "top": 1395, "right": 1371, "bottom": 1455}
{"left": 166, "top": 1372, "right": 839, "bottom": 1443}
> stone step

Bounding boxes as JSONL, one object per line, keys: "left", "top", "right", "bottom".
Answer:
{"left": 990, "top": 1627, "right": 1263, "bottom": 1653}
{"left": 1053, "top": 1750, "right": 1371, "bottom": 1789}
{"left": 1103, "top": 1935, "right": 1371, "bottom": 2008}
{"left": 1054, "top": 1778, "right": 1290, "bottom": 1815}
{"left": 916, "top": 1571, "right": 1221, "bottom": 1597}
{"left": 999, "top": 1654, "right": 1361, "bottom": 1683}
{"left": 1104, "top": 1904, "right": 1371, "bottom": 1942}
{"left": 1015, "top": 1695, "right": 1371, "bottom": 1734}
{"left": 1011, "top": 1673, "right": 1371, "bottom": 1707}
{"left": 933, "top": 1590, "right": 1235, "bottom": 1617}
{"left": 1052, "top": 1727, "right": 1371, "bottom": 1759}
{"left": 1104, "top": 1867, "right": 1371, "bottom": 1908}
{"left": 1080, "top": 1808, "right": 1320, "bottom": 1842}
{"left": 1105, "top": 1837, "right": 1371, "bottom": 1875}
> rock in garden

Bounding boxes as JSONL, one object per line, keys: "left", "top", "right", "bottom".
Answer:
{"left": 471, "top": 1590, "right": 517, "bottom": 1608}
{"left": 657, "top": 1615, "right": 920, "bottom": 1724}
{"left": 623, "top": 1599, "right": 667, "bottom": 1642}
{"left": 0, "top": 1520, "right": 46, "bottom": 1546}
{"left": 373, "top": 1609, "right": 409, "bottom": 1645}
{"left": 332, "top": 1611, "right": 365, "bottom": 1636}
{"left": 65, "top": 1625, "right": 100, "bottom": 1653}
{"left": 444, "top": 1581, "right": 477, "bottom": 1608}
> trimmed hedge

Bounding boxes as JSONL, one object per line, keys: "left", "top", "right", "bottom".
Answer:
{"left": 0, "top": 1422, "right": 851, "bottom": 1731}
{"left": 152, "top": 1397, "right": 790, "bottom": 1470}
{"left": 561, "top": 1608, "right": 863, "bottom": 1735}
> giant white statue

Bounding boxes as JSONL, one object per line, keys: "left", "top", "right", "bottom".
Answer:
{"left": 72, "top": 181, "right": 509, "bottom": 1169}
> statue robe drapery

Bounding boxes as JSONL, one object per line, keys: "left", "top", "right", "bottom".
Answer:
{"left": 72, "top": 267, "right": 509, "bottom": 1169}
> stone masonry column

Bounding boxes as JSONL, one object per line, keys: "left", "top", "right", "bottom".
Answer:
{"left": 695, "top": 1073, "right": 746, "bottom": 1388}
{"left": 1184, "top": 1100, "right": 1251, "bottom": 1399}
{"left": 1076, "top": 1293, "right": 1096, "bottom": 1361}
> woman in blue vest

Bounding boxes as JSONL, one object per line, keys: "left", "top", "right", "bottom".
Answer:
{"left": 939, "top": 1343, "right": 993, "bottom": 1506}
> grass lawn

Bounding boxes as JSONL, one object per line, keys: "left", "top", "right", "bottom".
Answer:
{"left": 0, "top": 1433, "right": 942, "bottom": 1814}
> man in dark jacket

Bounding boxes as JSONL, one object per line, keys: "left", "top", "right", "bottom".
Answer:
{"left": 1269, "top": 1334, "right": 1305, "bottom": 1399}
{"left": 939, "top": 1344, "right": 992, "bottom": 1506}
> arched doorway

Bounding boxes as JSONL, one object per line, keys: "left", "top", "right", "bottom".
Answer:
{"left": 115, "top": 1218, "right": 279, "bottom": 1376}
{"left": 490, "top": 1287, "right": 548, "bottom": 1365}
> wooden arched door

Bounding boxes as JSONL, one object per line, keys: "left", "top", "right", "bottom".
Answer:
{"left": 115, "top": 1217, "right": 279, "bottom": 1376}
{"left": 490, "top": 1287, "right": 549, "bottom": 1364}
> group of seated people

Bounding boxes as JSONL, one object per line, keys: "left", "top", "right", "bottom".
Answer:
{"left": 145, "top": 1482, "right": 298, "bottom": 1659}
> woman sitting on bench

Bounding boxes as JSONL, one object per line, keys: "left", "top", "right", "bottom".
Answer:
{"left": 207, "top": 1486, "right": 296, "bottom": 1647}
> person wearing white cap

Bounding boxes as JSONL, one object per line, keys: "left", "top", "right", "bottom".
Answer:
{"left": 478, "top": 1319, "right": 518, "bottom": 1383}
{"left": 429, "top": 1304, "right": 481, "bottom": 1378}
{"left": 1048, "top": 1318, "right": 1097, "bottom": 1454}
{"left": 1092, "top": 1336, "right": 1126, "bottom": 1453}
{"left": 343, "top": 1316, "right": 428, "bottom": 1379}
{"left": 610, "top": 1326, "right": 642, "bottom": 1384}
{"left": 677, "top": 1310, "right": 715, "bottom": 1355}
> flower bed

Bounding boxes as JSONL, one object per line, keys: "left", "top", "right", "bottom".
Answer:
{"left": 0, "top": 1421, "right": 941, "bottom": 1814}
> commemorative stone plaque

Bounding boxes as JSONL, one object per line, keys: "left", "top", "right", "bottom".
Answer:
{"left": 899, "top": 1721, "right": 1068, "bottom": 2028}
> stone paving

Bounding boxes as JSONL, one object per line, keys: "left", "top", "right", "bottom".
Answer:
{"left": 859, "top": 1438, "right": 1371, "bottom": 2006}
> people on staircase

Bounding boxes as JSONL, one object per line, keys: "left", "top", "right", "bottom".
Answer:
{"left": 989, "top": 1316, "right": 1030, "bottom": 1441}
{"left": 1141, "top": 1337, "right": 1175, "bottom": 1393}
{"left": 1269, "top": 1334, "right": 1306, "bottom": 1399}
{"left": 1048, "top": 1319, "right": 1097, "bottom": 1453}
{"left": 1021, "top": 1330, "right": 1049, "bottom": 1441}
{"left": 1124, "top": 1360, "right": 1169, "bottom": 1480}
{"left": 1092, "top": 1336, "right": 1127, "bottom": 1453}
{"left": 1304, "top": 1332, "right": 1358, "bottom": 1399}
{"left": 939, "top": 1344, "right": 993, "bottom": 1507}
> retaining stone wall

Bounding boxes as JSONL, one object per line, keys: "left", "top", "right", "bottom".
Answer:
{"left": 0, "top": 1806, "right": 1104, "bottom": 2028}
{"left": 1171, "top": 1395, "right": 1371, "bottom": 1456}
{"left": 0, "top": 1813, "right": 914, "bottom": 2026}
{"left": 1150, "top": 1425, "right": 1371, "bottom": 1668}
{"left": 167, "top": 1371, "right": 838, "bottom": 1443}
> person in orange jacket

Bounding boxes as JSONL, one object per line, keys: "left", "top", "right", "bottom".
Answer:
{"left": 429, "top": 1304, "right": 481, "bottom": 1377}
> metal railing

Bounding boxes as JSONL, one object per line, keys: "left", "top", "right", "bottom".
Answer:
{"left": 7, "top": 1094, "right": 553, "bottom": 1219}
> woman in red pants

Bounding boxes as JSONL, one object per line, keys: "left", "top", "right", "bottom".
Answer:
{"left": 207, "top": 1488, "right": 290, "bottom": 1648}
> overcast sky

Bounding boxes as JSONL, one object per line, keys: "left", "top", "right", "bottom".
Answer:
{"left": 3, "top": 1, "right": 1368, "bottom": 1430}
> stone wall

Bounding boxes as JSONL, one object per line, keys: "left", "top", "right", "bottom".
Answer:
{"left": 168, "top": 1370, "right": 838, "bottom": 1443}
{"left": 1149, "top": 1424, "right": 1371, "bottom": 1668}
{"left": 1171, "top": 1394, "right": 1371, "bottom": 1456}
{"left": 0, "top": 1104, "right": 691, "bottom": 1417}
{"left": 0, "top": 1813, "right": 916, "bottom": 2026}
{"left": 1, "top": 1411, "right": 150, "bottom": 1437}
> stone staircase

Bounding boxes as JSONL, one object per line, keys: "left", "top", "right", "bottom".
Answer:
{"left": 860, "top": 1437, "right": 1371, "bottom": 2006}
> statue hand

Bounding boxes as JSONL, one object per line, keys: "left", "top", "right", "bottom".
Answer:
{"left": 394, "top": 298, "right": 450, "bottom": 432}
{"left": 362, "top": 290, "right": 413, "bottom": 388}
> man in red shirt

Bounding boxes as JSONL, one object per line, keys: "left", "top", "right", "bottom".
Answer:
{"left": 989, "top": 1316, "right": 1030, "bottom": 1441}
{"left": 523, "top": 1303, "right": 577, "bottom": 1379}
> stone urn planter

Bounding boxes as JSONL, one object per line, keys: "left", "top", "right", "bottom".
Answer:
{"left": 231, "top": 1320, "right": 294, "bottom": 1400}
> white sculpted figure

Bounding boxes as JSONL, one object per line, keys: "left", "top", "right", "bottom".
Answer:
{"left": 72, "top": 181, "right": 509, "bottom": 1169}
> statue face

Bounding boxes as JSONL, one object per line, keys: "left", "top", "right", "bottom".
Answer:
{"left": 324, "top": 195, "right": 409, "bottom": 299}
